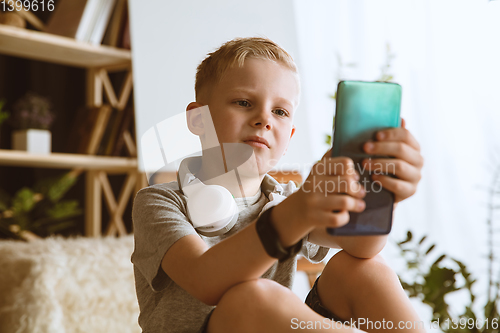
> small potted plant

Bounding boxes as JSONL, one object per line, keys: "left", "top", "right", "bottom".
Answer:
{"left": 9, "top": 92, "right": 55, "bottom": 154}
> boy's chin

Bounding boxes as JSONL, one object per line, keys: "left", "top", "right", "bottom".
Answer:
{"left": 233, "top": 162, "right": 262, "bottom": 179}
{"left": 218, "top": 142, "right": 277, "bottom": 178}
{"left": 234, "top": 160, "right": 271, "bottom": 179}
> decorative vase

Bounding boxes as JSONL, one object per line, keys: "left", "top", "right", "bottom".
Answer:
{"left": 12, "top": 129, "right": 52, "bottom": 154}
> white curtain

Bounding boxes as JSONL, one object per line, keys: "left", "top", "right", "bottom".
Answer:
{"left": 293, "top": 0, "right": 500, "bottom": 323}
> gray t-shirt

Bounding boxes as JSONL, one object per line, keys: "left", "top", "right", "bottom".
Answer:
{"left": 131, "top": 174, "right": 330, "bottom": 332}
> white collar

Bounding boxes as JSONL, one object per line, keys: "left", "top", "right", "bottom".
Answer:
{"left": 177, "top": 156, "right": 286, "bottom": 201}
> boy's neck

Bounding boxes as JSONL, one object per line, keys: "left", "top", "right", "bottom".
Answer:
{"left": 195, "top": 153, "right": 264, "bottom": 199}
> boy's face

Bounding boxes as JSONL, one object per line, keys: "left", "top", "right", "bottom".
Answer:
{"left": 191, "top": 58, "right": 299, "bottom": 175}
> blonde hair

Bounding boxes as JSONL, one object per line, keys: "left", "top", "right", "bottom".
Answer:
{"left": 195, "top": 37, "right": 298, "bottom": 101}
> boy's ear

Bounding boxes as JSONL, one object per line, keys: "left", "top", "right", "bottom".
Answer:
{"left": 186, "top": 102, "right": 205, "bottom": 135}
{"left": 283, "top": 125, "right": 296, "bottom": 156}
{"left": 186, "top": 102, "right": 220, "bottom": 150}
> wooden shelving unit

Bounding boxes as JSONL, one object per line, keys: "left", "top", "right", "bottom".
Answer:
{"left": 0, "top": 24, "right": 143, "bottom": 238}
{"left": 0, "top": 149, "right": 137, "bottom": 172}
{"left": 0, "top": 25, "right": 131, "bottom": 68}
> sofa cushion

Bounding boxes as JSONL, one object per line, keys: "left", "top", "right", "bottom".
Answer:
{"left": 0, "top": 235, "right": 140, "bottom": 333}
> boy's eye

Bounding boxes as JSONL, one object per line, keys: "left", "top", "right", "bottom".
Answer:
{"left": 236, "top": 100, "right": 250, "bottom": 107}
{"left": 273, "top": 109, "right": 289, "bottom": 117}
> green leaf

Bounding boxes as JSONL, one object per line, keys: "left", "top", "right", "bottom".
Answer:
{"left": 452, "top": 259, "right": 476, "bottom": 292}
{"left": 426, "top": 244, "right": 436, "bottom": 255}
{"left": 34, "top": 172, "right": 78, "bottom": 203}
{"left": 432, "top": 254, "right": 446, "bottom": 266}
{"left": 422, "top": 266, "right": 461, "bottom": 321}
{"left": 408, "top": 260, "right": 419, "bottom": 269}
{"left": 11, "top": 188, "right": 37, "bottom": 214}
{"left": 325, "top": 134, "right": 332, "bottom": 146}
{"left": 398, "top": 231, "right": 413, "bottom": 245}
{"left": 484, "top": 300, "right": 496, "bottom": 320}
{"left": 46, "top": 200, "right": 82, "bottom": 219}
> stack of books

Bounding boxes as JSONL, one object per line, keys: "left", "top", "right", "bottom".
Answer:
{"left": 44, "top": 0, "right": 129, "bottom": 48}
{"left": 65, "top": 105, "right": 135, "bottom": 157}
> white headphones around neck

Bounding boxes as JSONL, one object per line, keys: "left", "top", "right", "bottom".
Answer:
{"left": 177, "top": 157, "right": 239, "bottom": 237}
{"left": 176, "top": 157, "right": 291, "bottom": 237}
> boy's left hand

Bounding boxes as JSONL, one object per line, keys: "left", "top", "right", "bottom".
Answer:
{"left": 361, "top": 118, "right": 423, "bottom": 203}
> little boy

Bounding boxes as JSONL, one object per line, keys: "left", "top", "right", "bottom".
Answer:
{"left": 131, "top": 37, "right": 426, "bottom": 332}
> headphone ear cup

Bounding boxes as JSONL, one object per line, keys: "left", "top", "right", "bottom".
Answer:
{"left": 187, "top": 185, "right": 239, "bottom": 236}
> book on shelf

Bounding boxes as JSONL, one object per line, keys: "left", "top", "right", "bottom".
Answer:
{"left": 65, "top": 105, "right": 112, "bottom": 155}
{"left": 75, "top": 0, "right": 101, "bottom": 42}
{"left": 94, "top": 105, "right": 134, "bottom": 156}
{"left": 103, "top": 107, "right": 124, "bottom": 155}
{"left": 96, "top": 107, "right": 118, "bottom": 155}
{"left": 84, "top": 105, "right": 113, "bottom": 155}
{"left": 111, "top": 106, "right": 134, "bottom": 156}
{"left": 45, "top": 0, "right": 118, "bottom": 45}
{"left": 44, "top": 0, "right": 88, "bottom": 38}
{"left": 120, "top": 12, "right": 130, "bottom": 50}
{"left": 65, "top": 105, "right": 88, "bottom": 154}
{"left": 102, "top": 0, "right": 128, "bottom": 47}
{"left": 88, "top": 0, "right": 116, "bottom": 45}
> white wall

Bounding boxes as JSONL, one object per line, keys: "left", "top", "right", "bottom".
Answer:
{"left": 294, "top": 0, "right": 500, "bottom": 323}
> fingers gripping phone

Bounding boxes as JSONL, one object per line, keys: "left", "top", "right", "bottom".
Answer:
{"left": 328, "top": 81, "right": 402, "bottom": 236}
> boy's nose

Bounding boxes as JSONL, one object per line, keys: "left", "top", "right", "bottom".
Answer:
{"left": 251, "top": 109, "right": 272, "bottom": 130}
{"left": 253, "top": 120, "right": 271, "bottom": 130}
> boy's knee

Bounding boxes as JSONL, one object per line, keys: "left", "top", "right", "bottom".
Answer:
{"left": 218, "top": 278, "right": 289, "bottom": 310}
{"left": 208, "top": 279, "right": 291, "bottom": 332}
{"left": 323, "top": 250, "right": 399, "bottom": 288}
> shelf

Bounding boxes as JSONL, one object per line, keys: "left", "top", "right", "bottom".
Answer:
{"left": 0, "top": 25, "right": 131, "bottom": 68}
{"left": 0, "top": 149, "right": 137, "bottom": 172}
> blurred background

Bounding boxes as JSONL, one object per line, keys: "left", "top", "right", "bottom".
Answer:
{"left": 0, "top": 0, "right": 498, "bottom": 331}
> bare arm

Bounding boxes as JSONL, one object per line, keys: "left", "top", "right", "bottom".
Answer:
{"left": 161, "top": 216, "right": 303, "bottom": 306}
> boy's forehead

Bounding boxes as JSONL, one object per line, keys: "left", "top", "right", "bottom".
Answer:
{"left": 216, "top": 58, "right": 300, "bottom": 104}
{"left": 222, "top": 58, "right": 297, "bottom": 81}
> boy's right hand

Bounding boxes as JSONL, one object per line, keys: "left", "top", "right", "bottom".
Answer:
{"left": 271, "top": 149, "right": 366, "bottom": 248}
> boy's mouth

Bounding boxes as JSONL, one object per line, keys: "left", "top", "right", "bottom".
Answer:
{"left": 243, "top": 136, "right": 270, "bottom": 149}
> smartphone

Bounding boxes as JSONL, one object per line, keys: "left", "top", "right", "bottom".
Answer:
{"left": 328, "top": 80, "right": 402, "bottom": 236}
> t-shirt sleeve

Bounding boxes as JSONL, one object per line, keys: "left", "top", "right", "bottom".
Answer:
{"left": 299, "top": 234, "right": 330, "bottom": 264}
{"left": 131, "top": 184, "right": 197, "bottom": 292}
